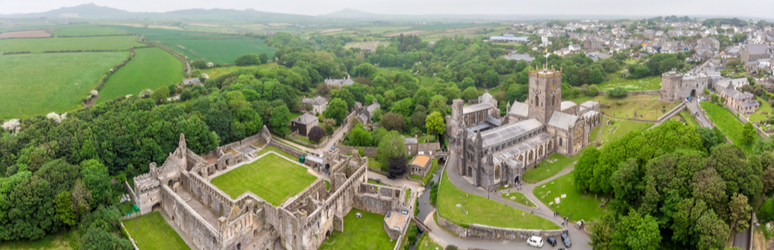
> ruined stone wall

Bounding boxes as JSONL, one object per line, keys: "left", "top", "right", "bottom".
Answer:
{"left": 160, "top": 186, "right": 222, "bottom": 250}
{"left": 353, "top": 183, "right": 407, "bottom": 215}
{"left": 282, "top": 179, "right": 326, "bottom": 212}
{"left": 436, "top": 215, "right": 562, "bottom": 241}
{"left": 269, "top": 140, "right": 306, "bottom": 158}
{"left": 184, "top": 172, "right": 235, "bottom": 218}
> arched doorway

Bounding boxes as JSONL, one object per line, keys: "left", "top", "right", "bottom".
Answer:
{"left": 467, "top": 167, "right": 473, "bottom": 176}
{"left": 514, "top": 176, "right": 520, "bottom": 184}
{"left": 691, "top": 89, "right": 696, "bottom": 97}
{"left": 237, "top": 243, "right": 241, "bottom": 250}
{"left": 151, "top": 203, "right": 161, "bottom": 212}
{"left": 326, "top": 230, "right": 331, "bottom": 237}
{"left": 548, "top": 141, "right": 553, "bottom": 151}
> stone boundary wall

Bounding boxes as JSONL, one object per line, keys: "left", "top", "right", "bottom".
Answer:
{"left": 337, "top": 145, "right": 378, "bottom": 157}
{"left": 125, "top": 181, "right": 136, "bottom": 202}
{"left": 656, "top": 102, "right": 687, "bottom": 123}
{"left": 436, "top": 215, "right": 563, "bottom": 241}
{"left": 338, "top": 142, "right": 440, "bottom": 158}
{"left": 269, "top": 140, "right": 306, "bottom": 158}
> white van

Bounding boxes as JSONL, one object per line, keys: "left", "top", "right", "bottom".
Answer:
{"left": 527, "top": 236, "right": 544, "bottom": 248}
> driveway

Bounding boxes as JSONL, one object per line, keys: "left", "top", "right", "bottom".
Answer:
{"left": 686, "top": 100, "right": 712, "bottom": 127}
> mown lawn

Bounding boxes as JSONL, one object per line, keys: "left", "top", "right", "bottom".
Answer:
{"left": 596, "top": 119, "right": 654, "bottom": 149}
{"left": 701, "top": 102, "right": 754, "bottom": 152}
{"left": 0, "top": 52, "right": 130, "bottom": 119}
{"left": 97, "top": 48, "right": 183, "bottom": 104}
{"left": 0, "top": 230, "right": 77, "bottom": 250}
{"left": 749, "top": 96, "right": 772, "bottom": 122}
{"left": 51, "top": 25, "right": 128, "bottom": 36}
{"left": 318, "top": 209, "right": 394, "bottom": 250}
{"left": 0, "top": 36, "right": 143, "bottom": 53}
{"left": 438, "top": 169, "right": 560, "bottom": 230}
{"left": 501, "top": 192, "right": 538, "bottom": 208}
{"left": 123, "top": 212, "right": 190, "bottom": 250}
{"left": 211, "top": 153, "right": 317, "bottom": 206}
{"left": 521, "top": 153, "right": 575, "bottom": 184}
{"left": 533, "top": 174, "right": 610, "bottom": 222}
{"left": 598, "top": 73, "right": 661, "bottom": 91}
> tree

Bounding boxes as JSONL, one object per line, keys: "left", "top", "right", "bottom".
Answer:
{"left": 411, "top": 109, "right": 428, "bottom": 130}
{"left": 54, "top": 191, "right": 76, "bottom": 227}
{"left": 428, "top": 96, "right": 448, "bottom": 116}
{"left": 697, "top": 127, "right": 718, "bottom": 152}
{"left": 390, "top": 98, "right": 415, "bottom": 117}
{"left": 382, "top": 112, "right": 406, "bottom": 131}
{"left": 348, "top": 124, "right": 371, "bottom": 146}
{"left": 323, "top": 98, "right": 348, "bottom": 125}
{"left": 728, "top": 193, "right": 752, "bottom": 233}
{"left": 462, "top": 87, "right": 479, "bottom": 101}
{"left": 80, "top": 227, "right": 133, "bottom": 250}
{"left": 574, "top": 147, "right": 600, "bottom": 191}
{"left": 81, "top": 159, "right": 110, "bottom": 207}
{"left": 695, "top": 210, "right": 729, "bottom": 250}
{"left": 235, "top": 53, "right": 260, "bottom": 66}
{"left": 259, "top": 52, "right": 268, "bottom": 64}
{"left": 425, "top": 112, "right": 445, "bottom": 139}
{"left": 611, "top": 209, "right": 662, "bottom": 250}
{"left": 611, "top": 158, "right": 641, "bottom": 207}
{"left": 376, "top": 131, "right": 406, "bottom": 166}
{"left": 269, "top": 105, "right": 291, "bottom": 135}
{"left": 308, "top": 126, "right": 325, "bottom": 143}
{"left": 388, "top": 155, "right": 408, "bottom": 177}
{"left": 150, "top": 86, "right": 170, "bottom": 103}
{"left": 331, "top": 89, "right": 355, "bottom": 110}
{"left": 743, "top": 122, "right": 756, "bottom": 144}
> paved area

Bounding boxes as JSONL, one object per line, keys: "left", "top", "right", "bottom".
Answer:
{"left": 687, "top": 100, "right": 712, "bottom": 127}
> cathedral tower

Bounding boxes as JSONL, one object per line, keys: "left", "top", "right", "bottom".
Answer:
{"left": 527, "top": 65, "right": 563, "bottom": 123}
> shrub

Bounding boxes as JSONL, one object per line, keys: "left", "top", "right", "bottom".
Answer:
{"left": 704, "top": 89, "right": 711, "bottom": 95}
{"left": 608, "top": 87, "right": 628, "bottom": 98}
{"left": 308, "top": 126, "right": 325, "bottom": 143}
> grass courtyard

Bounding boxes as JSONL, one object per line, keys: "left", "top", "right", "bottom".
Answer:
{"left": 596, "top": 119, "right": 654, "bottom": 149}
{"left": 438, "top": 169, "right": 559, "bottom": 230}
{"left": 521, "top": 153, "right": 575, "bottom": 184}
{"left": 318, "top": 208, "right": 394, "bottom": 250}
{"left": 533, "top": 174, "right": 609, "bottom": 222}
{"left": 123, "top": 212, "right": 190, "bottom": 250}
{"left": 501, "top": 192, "right": 538, "bottom": 208}
{"left": 0, "top": 52, "right": 130, "bottom": 119}
{"left": 97, "top": 48, "right": 183, "bottom": 104}
{"left": 700, "top": 102, "right": 755, "bottom": 153}
{"left": 211, "top": 153, "right": 317, "bottom": 206}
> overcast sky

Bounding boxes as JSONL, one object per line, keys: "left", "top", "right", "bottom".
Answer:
{"left": 1, "top": 0, "right": 773, "bottom": 19}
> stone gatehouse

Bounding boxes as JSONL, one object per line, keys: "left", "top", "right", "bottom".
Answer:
{"left": 132, "top": 126, "right": 413, "bottom": 250}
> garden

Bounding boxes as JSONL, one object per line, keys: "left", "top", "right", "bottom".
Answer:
{"left": 318, "top": 209, "right": 394, "bottom": 250}
{"left": 123, "top": 212, "right": 190, "bottom": 250}
{"left": 211, "top": 153, "right": 317, "bottom": 206}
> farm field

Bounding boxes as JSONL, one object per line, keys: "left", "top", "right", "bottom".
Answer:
{"left": 117, "top": 26, "right": 276, "bottom": 64}
{"left": 521, "top": 153, "right": 576, "bottom": 184}
{"left": 533, "top": 173, "right": 610, "bottom": 222}
{"left": 0, "top": 52, "right": 130, "bottom": 119}
{"left": 123, "top": 212, "right": 191, "bottom": 250}
{"left": 701, "top": 102, "right": 755, "bottom": 152}
{"left": 438, "top": 169, "right": 560, "bottom": 230}
{"left": 360, "top": 26, "right": 412, "bottom": 34}
{"left": 596, "top": 119, "right": 654, "bottom": 149}
{"left": 211, "top": 153, "right": 317, "bottom": 206}
{"left": 50, "top": 25, "right": 129, "bottom": 37}
{"left": 0, "top": 36, "right": 142, "bottom": 53}
{"left": 0, "top": 30, "right": 51, "bottom": 39}
{"left": 97, "top": 48, "right": 183, "bottom": 104}
{"left": 598, "top": 73, "right": 661, "bottom": 91}
{"left": 318, "top": 209, "right": 394, "bottom": 250}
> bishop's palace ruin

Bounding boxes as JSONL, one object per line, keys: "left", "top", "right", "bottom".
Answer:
{"left": 130, "top": 127, "right": 413, "bottom": 250}
{"left": 447, "top": 65, "right": 602, "bottom": 191}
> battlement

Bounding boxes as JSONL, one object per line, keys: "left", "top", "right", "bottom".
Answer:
{"left": 528, "top": 65, "right": 563, "bottom": 78}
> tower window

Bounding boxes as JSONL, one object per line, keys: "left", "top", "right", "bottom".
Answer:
{"left": 559, "top": 138, "right": 563, "bottom": 146}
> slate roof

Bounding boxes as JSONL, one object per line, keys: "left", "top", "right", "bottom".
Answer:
{"left": 504, "top": 53, "right": 535, "bottom": 62}
{"left": 293, "top": 113, "right": 318, "bottom": 125}
{"left": 509, "top": 101, "right": 530, "bottom": 117}
{"left": 560, "top": 101, "right": 577, "bottom": 111}
{"left": 478, "top": 119, "right": 543, "bottom": 148}
{"left": 182, "top": 78, "right": 201, "bottom": 85}
{"left": 747, "top": 44, "right": 770, "bottom": 56}
{"left": 463, "top": 103, "right": 494, "bottom": 114}
{"left": 367, "top": 102, "right": 381, "bottom": 114}
{"left": 302, "top": 96, "right": 327, "bottom": 105}
{"left": 466, "top": 123, "right": 490, "bottom": 134}
{"left": 547, "top": 112, "right": 579, "bottom": 130}
{"left": 491, "top": 133, "right": 552, "bottom": 165}
{"left": 485, "top": 117, "right": 502, "bottom": 127}
{"left": 741, "top": 101, "right": 760, "bottom": 108}
{"left": 404, "top": 137, "right": 418, "bottom": 144}
{"left": 580, "top": 101, "right": 600, "bottom": 109}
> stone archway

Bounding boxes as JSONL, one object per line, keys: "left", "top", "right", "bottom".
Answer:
{"left": 326, "top": 230, "right": 331, "bottom": 237}
{"left": 691, "top": 89, "right": 696, "bottom": 97}
{"left": 151, "top": 203, "right": 161, "bottom": 212}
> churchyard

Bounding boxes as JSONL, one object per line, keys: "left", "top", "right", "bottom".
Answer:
{"left": 532, "top": 174, "right": 609, "bottom": 222}
{"left": 97, "top": 47, "right": 184, "bottom": 104}
{"left": 123, "top": 212, "right": 191, "bottom": 250}
{"left": 0, "top": 51, "right": 130, "bottom": 119}
{"left": 595, "top": 119, "right": 654, "bottom": 149}
{"left": 438, "top": 169, "right": 559, "bottom": 230}
{"left": 210, "top": 153, "right": 318, "bottom": 206}
{"left": 500, "top": 191, "right": 538, "bottom": 208}
{"left": 318, "top": 209, "right": 394, "bottom": 250}
{"left": 521, "top": 153, "right": 575, "bottom": 184}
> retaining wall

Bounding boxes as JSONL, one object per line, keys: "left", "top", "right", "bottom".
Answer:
{"left": 436, "top": 215, "right": 563, "bottom": 241}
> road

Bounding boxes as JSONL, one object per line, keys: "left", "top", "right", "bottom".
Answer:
{"left": 686, "top": 100, "right": 712, "bottom": 127}
{"left": 414, "top": 156, "right": 592, "bottom": 250}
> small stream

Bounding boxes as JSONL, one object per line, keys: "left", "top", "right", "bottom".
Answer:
{"left": 409, "top": 158, "right": 446, "bottom": 250}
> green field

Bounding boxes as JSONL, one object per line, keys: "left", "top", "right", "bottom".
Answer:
{"left": 571, "top": 95, "right": 678, "bottom": 121}
{"left": 596, "top": 119, "right": 653, "bottom": 149}
{"left": 598, "top": 74, "right": 661, "bottom": 91}
{"left": 438, "top": 169, "right": 559, "bottom": 230}
{"left": 0, "top": 230, "right": 76, "bottom": 250}
{"left": 521, "top": 153, "right": 575, "bottom": 184}
{"left": 701, "top": 102, "right": 755, "bottom": 152}
{"left": 749, "top": 96, "right": 771, "bottom": 122}
{"left": 0, "top": 36, "right": 142, "bottom": 53}
{"left": 97, "top": 48, "right": 183, "bottom": 104}
{"left": 501, "top": 192, "right": 538, "bottom": 208}
{"left": 533, "top": 173, "right": 610, "bottom": 222}
{"left": 123, "top": 212, "right": 190, "bottom": 250}
{"left": 211, "top": 153, "right": 317, "bottom": 206}
{"left": 201, "top": 63, "right": 279, "bottom": 78}
{"left": 319, "top": 209, "right": 394, "bottom": 250}
{"left": 0, "top": 52, "right": 130, "bottom": 119}
{"left": 51, "top": 25, "right": 129, "bottom": 37}
{"left": 116, "top": 26, "right": 276, "bottom": 64}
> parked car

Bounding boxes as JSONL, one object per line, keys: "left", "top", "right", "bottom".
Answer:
{"left": 387, "top": 175, "right": 396, "bottom": 180}
{"left": 561, "top": 233, "right": 572, "bottom": 248}
{"left": 546, "top": 236, "right": 557, "bottom": 246}
{"left": 527, "top": 236, "right": 544, "bottom": 248}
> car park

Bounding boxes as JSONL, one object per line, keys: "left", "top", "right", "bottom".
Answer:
{"left": 527, "top": 236, "right": 544, "bottom": 248}
{"left": 561, "top": 233, "right": 572, "bottom": 248}
{"left": 546, "top": 236, "right": 557, "bottom": 246}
